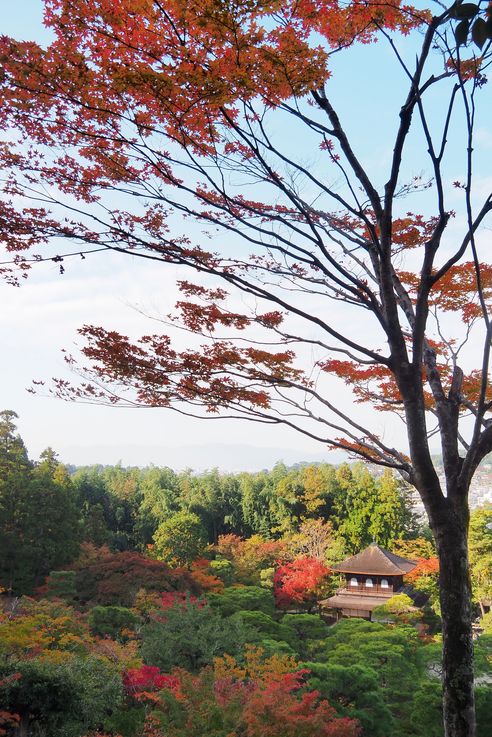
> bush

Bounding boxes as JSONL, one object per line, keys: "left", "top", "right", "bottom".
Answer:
{"left": 88, "top": 606, "right": 139, "bottom": 640}
{"left": 281, "top": 614, "right": 330, "bottom": 659}
{"left": 230, "top": 610, "right": 290, "bottom": 641}
{"left": 69, "top": 549, "right": 198, "bottom": 606}
{"left": 0, "top": 654, "right": 122, "bottom": 737}
{"left": 208, "top": 586, "right": 276, "bottom": 617}
{"left": 45, "top": 571, "right": 77, "bottom": 600}
{"left": 209, "top": 558, "right": 235, "bottom": 587}
{"left": 141, "top": 597, "right": 252, "bottom": 672}
{"left": 306, "top": 661, "right": 393, "bottom": 737}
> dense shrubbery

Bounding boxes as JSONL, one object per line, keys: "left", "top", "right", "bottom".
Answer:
{"left": 66, "top": 546, "right": 198, "bottom": 606}
{"left": 1, "top": 589, "right": 490, "bottom": 737}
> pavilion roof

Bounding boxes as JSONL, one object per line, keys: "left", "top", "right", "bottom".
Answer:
{"left": 331, "top": 543, "right": 416, "bottom": 575}
{"left": 320, "top": 592, "right": 393, "bottom": 611}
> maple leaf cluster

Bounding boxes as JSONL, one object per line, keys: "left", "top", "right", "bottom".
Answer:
{"left": 405, "top": 556, "right": 440, "bottom": 583}
{"left": 273, "top": 556, "right": 331, "bottom": 610}
{"left": 50, "top": 324, "right": 306, "bottom": 414}
{"left": 123, "top": 664, "right": 180, "bottom": 697}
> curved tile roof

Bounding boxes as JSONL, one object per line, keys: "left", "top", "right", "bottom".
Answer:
{"left": 331, "top": 543, "right": 417, "bottom": 575}
{"left": 321, "top": 592, "right": 394, "bottom": 610}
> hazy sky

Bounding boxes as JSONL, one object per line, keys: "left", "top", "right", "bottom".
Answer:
{"left": 1, "top": 1, "right": 491, "bottom": 470}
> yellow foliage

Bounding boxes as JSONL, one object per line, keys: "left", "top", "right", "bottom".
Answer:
{"left": 214, "top": 645, "right": 298, "bottom": 686}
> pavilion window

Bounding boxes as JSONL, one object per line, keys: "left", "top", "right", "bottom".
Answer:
{"left": 365, "top": 577, "right": 373, "bottom": 587}
{"left": 381, "top": 578, "right": 389, "bottom": 588}
{"left": 349, "top": 577, "right": 358, "bottom": 587}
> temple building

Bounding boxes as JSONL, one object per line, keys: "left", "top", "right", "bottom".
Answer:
{"left": 321, "top": 543, "right": 419, "bottom": 621}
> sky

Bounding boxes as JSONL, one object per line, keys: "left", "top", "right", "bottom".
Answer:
{"left": 0, "top": 0, "right": 344, "bottom": 469}
{"left": 0, "top": 1, "right": 491, "bottom": 471}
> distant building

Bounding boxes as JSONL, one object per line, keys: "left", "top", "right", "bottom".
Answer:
{"left": 321, "top": 543, "right": 421, "bottom": 621}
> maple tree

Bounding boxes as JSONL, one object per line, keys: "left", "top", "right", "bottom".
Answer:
{"left": 123, "top": 665, "right": 180, "bottom": 698}
{"left": 214, "top": 533, "right": 287, "bottom": 584}
{"left": 1, "top": 1, "right": 492, "bottom": 734}
{"left": 273, "top": 556, "right": 332, "bottom": 611}
{"left": 64, "top": 546, "right": 198, "bottom": 606}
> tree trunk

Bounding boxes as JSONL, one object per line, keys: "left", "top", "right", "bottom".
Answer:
{"left": 434, "top": 505, "right": 476, "bottom": 737}
{"left": 17, "top": 713, "right": 29, "bottom": 737}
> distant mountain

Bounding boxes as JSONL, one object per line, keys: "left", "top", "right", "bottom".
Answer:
{"left": 60, "top": 442, "right": 345, "bottom": 472}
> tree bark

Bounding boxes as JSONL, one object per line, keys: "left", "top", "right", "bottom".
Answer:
{"left": 433, "top": 500, "right": 476, "bottom": 737}
{"left": 17, "top": 713, "right": 29, "bottom": 737}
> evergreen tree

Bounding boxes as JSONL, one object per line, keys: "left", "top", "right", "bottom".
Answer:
{"left": 0, "top": 410, "right": 33, "bottom": 592}
{"left": 0, "top": 413, "right": 80, "bottom": 593}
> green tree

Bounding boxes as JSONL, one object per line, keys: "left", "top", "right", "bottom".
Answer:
{"left": 45, "top": 571, "right": 77, "bottom": 601}
{"left": 0, "top": 654, "right": 123, "bottom": 737}
{"left": 334, "top": 465, "right": 416, "bottom": 551}
{"left": 372, "top": 594, "right": 423, "bottom": 625}
{"left": 306, "top": 661, "right": 393, "bottom": 737}
{"left": 72, "top": 468, "right": 114, "bottom": 546}
{"left": 239, "top": 470, "right": 277, "bottom": 537}
{"left": 229, "top": 610, "right": 292, "bottom": 647}
{"left": 88, "top": 605, "right": 139, "bottom": 640}
{"left": 407, "top": 682, "right": 492, "bottom": 737}
{"left": 28, "top": 450, "right": 80, "bottom": 584}
{"left": 468, "top": 507, "right": 492, "bottom": 617}
{"left": 281, "top": 613, "right": 331, "bottom": 660}
{"left": 153, "top": 510, "right": 208, "bottom": 566}
{"left": 136, "top": 466, "right": 180, "bottom": 544}
{"left": 321, "top": 619, "right": 424, "bottom": 724}
{"left": 209, "top": 557, "right": 235, "bottom": 586}
{"left": 141, "top": 597, "right": 251, "bottom": 672}
{"left": 102, "top": 464, "right": 142, "bottom": 550}
{"left": 0, "top": 410, "right": 33, "bottom": 592}
{"left": 179, "top": 469, "right": 243, "bottom": 543}
{"left": 208, "top": 585, "right": 276, "bottom": 617}
{"left": 0, "top": 414, "right": 79, "bottom": 593}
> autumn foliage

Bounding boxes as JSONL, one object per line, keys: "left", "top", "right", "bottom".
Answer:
{"left": 214, "top": 534, "right": 288, "bottom": 584}
{"left": 406, "top": 557, "right": 440, "bottom": 584}
{"left": 140, "top": 646, "right": 361, "bottom": 737}
{"left": 2, "top": 2, "right": 492, "bottom": 735}
{"left": 273, "top": 557, "right": 331, "bottom": 611}
{"left": 123, "top": 665, "right": 180, "bottom": 698}
{"left": 63, "top": 545, "right": 199, "bottom": 606}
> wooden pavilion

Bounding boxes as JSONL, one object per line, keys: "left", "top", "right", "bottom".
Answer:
{"left": 320, "top": 543, "right": 418, "bottom": 621}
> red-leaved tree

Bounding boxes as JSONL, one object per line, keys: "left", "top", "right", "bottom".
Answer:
{"left": 1, "top": 2, "right": 492, "bottom": 735}
{"left": 123, "top": 665, "right": 180, "bottom": 698}
{"left": 273, "top": 557, "right": 331, "bottom": 611}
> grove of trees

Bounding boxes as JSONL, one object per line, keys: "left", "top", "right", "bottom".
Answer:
{"left": 0, "top": 411, "right": 491, "bottom": 737}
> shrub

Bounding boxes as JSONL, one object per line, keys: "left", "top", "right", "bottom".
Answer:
{"left": 88, "top": 606, "right": 139, "bottom": 640}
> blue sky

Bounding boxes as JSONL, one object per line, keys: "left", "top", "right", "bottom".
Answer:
{"left": 1, "top": 1, "right": 491, "bottom": 469}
